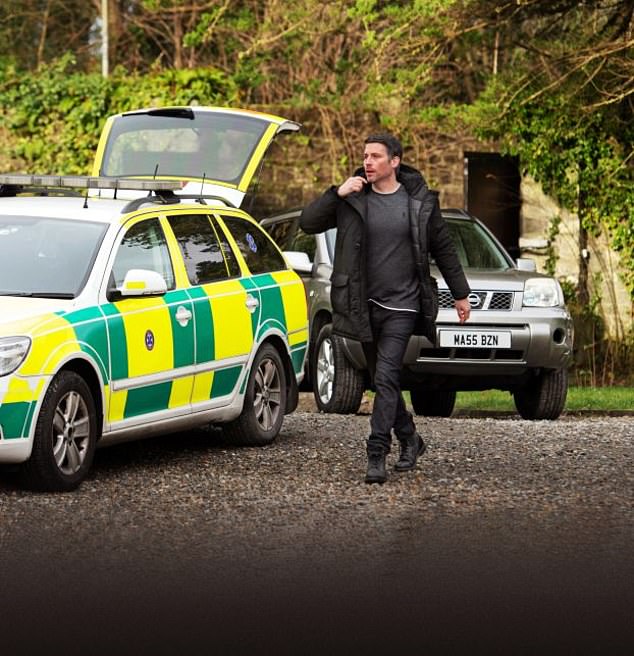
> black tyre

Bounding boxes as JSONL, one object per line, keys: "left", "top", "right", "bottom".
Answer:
{"left": 311, "top": 323, "right": 364, "bottom": 414}
{"left": 303, "top": 315, "right": 327, "bottom": 391}
{"left": 223, "top": 344, "right": 287, "bottom": 446}
{"left": 513, "top": 368, "right": 568, "bottom": 420}
{"left": 410, "top": 387, "right": 456, "bottom": 418}
{"left": 21, "top": 371, "right": 97, "bottom": 492}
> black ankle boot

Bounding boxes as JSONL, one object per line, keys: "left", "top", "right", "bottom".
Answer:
{"left": 365, "top": 448, "right": 387, "bottom": 484}
{"left": 395, "top": 433, "right": 426, "bottom": 472}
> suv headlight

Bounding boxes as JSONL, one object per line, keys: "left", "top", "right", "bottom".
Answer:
{"left": 523, "top": 278, "right": 563, "bottom": 308}
{"left": 0, "top": 337, "right": 31, "bottom": 376}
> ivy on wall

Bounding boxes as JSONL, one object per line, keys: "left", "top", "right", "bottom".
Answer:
{"left": 482, "top": 94, "right": 634, "bottom": 302}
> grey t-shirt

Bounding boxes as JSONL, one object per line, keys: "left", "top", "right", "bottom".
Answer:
{"left": 365, "top": 185, "right": 419, "bottom": 312}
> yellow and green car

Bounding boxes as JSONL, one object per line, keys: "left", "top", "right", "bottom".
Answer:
{"left": 0, "top": 108, "right": 308, "bottom": 491}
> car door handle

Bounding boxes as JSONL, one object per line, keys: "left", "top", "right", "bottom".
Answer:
{"left": 175, "top": 305, "right": 193, "bottom": 327}
{"left": 245, "top": 294, "right": 259, "bottom": 313}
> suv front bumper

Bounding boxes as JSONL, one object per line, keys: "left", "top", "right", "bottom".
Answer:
{"left": 342, "top": 307, "right": 573, "bottom": 389}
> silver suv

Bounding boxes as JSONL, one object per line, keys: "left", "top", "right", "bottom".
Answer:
{"left": 261, "top": 208, "right": 574, "bottom": 420}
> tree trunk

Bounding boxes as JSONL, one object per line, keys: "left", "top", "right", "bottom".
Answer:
{"left": 107, "top": 0, "right": 123, "bottom": 68}
{"left": 173, "top": 13, "right": 183, "bottom": 69}
{"left": 577, "top": 169, "right": 590, "bottom": 307}
{"left": 37, "top": 0, "right": 52, "bottom": 68}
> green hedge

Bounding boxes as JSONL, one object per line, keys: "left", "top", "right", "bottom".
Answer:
{"left": 0, "top": 55, "right": 238, "bottom": 174}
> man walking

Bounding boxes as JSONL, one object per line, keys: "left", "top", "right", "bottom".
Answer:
{"left": 300, "top": 134, "right": 471, "bottom": 484}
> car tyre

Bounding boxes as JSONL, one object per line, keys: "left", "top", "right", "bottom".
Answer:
{"left": 410, "top": 388, "right": 456, "bottom": 418}
{"left": 513, "top": 368, "right": 568, "bottom": 420}
{"left": 21, "top": 371, "right": 97, "bottom": 492}
{"left": 223, "top": 343, "right": 286, "bottom": 446}
{"left": 312, "top": 323, "right": 364, "bottom": 414}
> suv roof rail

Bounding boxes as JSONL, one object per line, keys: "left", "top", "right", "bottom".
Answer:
{"left": 0, "top": 174, "right": 182, "bottom": 195}
{"left": 442, "top": 207, "right": 472, "bottom": 218}
{"left": 261, "top": 207, "right": 303, "bottom": 222}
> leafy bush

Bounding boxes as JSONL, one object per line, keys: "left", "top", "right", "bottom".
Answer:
{"left": 0, "top": 55, "right": 237, "bottom": 174}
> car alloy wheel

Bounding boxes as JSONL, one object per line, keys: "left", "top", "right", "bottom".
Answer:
{"left": 311, "top": 324, "right": 364, "bottom": 414}
{"left": 53, "top": 390, "right": 91, "bottom": 476}
{"left": 22, "top": 371, "right": 97, "bottom": 492}
{"left": 253, "top": 355, "right": 283, "bottom": 432}
{"left": 316, "top": 334, "right": 335, "bottom": 405}
{"left": 223, "top": 343, "right": 287, "bottom": 446}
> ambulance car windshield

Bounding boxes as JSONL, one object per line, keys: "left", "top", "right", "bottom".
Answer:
{"left": 0, "top": 217, "right": 107, "bottom": 298}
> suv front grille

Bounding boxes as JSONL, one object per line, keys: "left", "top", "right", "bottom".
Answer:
{"left": 488, "top": 292, "right": 514, "bottom": 310}
{"left": 438, "top": 290, "right": 513, "bottom": 311}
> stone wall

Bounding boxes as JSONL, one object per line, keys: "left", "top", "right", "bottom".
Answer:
{"left": 520, "top": 177, "right": 633, "bottom": 338}
{"left": 258, "top": 120, "right": 483, "bottom": 213}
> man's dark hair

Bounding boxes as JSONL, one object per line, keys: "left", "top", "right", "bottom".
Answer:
{"left": 364, "top": 133, "right": 403, "bottom": 160}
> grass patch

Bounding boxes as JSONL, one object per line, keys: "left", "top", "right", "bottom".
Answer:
{"left": 453, "top": 387, "right": 634, "bottom": 413}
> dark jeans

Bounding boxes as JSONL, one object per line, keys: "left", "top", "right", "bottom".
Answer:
{"left": 362, "top": 303, "right": 417, "bottom": 453}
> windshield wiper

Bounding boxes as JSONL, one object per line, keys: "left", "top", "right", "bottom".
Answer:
{"left": 0, "top": 291, "right": 75, "bottom": 299}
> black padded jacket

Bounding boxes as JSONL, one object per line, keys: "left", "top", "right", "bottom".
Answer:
{"left": 299, "top": 164, "right": 470, "bottom": 343}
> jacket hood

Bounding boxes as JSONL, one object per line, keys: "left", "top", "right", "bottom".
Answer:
{"left": 353, "top": 163, "right": 429, "bottom": 198}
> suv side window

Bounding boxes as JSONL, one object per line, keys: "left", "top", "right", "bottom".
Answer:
{"left": 112, "top": 218, "right": 175, "bottom": 289}
{"left": 264, "top": 218, "right": 317, "bottom": 262}
{"left": 221, "top": 215, "right": 286, "bottom": 275}
{"left": 168, "top": 213, "right": 239, "bottom": 285}
{"left": 264, "top": 218, "right": 295, "bottom": 250}
{"left": 289, "top": 226, "right": 317, "bottom": 262}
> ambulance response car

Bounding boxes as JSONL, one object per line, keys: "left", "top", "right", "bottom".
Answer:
{"left": 0, "top": 108, "right": 308, "bottom": 491}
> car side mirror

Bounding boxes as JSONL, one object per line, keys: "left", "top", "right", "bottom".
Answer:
{"left": 108, "top": 269, "right": 168, "bottom": 301}
{"left": 516, "top": 258, "right": 537, "bottom": 272}
{"left": 284, "top": 250, "right": 313, "bottom": 274}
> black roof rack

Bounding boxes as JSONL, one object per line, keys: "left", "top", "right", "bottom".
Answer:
{"left": 121, "top": 192, "right": 237, "bottom": 214}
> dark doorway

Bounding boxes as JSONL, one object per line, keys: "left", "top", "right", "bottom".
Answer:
{"left": 464, "top": 152, "right": 521, "bottom": 259}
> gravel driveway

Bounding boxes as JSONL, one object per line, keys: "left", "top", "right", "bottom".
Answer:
{"left": 1, "top": 399, "right": 632, "bottom": 656}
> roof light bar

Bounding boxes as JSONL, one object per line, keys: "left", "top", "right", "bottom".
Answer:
{"left": 0, "top": 174, "right": 183, "bottom": 192}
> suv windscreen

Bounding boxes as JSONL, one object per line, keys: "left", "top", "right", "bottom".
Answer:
{"left": 443, "top": 219, "right": 511, "bottom": 270}
{"left": 0, "top": 216, "right": 107, "bottom": 298}
{"left": 100, "top": 110, "right": 270, "bottom": 183}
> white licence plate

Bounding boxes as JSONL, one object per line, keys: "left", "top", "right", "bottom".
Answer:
{"left": 439, "top": 330, "right": 512, "bottom": 349}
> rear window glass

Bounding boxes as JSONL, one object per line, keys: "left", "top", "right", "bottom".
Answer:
{"left": 100, "top": 110, "right": 269, "bottom": 184}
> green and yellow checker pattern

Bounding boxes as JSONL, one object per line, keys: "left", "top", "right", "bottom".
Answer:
{"left": 0, "top": 274, "right": 307, "bottom": 441}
